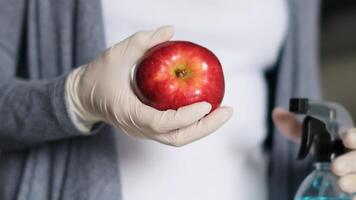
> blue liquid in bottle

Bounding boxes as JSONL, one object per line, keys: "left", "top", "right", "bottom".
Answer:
{"left": 294, "top": 163, "right": 353, "bottom": 200}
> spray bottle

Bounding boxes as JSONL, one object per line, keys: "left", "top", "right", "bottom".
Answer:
{"left": 289, "top": 98, "right": 355, "bottom": 200}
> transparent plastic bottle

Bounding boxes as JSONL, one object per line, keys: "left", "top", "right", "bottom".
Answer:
{"left": 294, "top": 162, "right": 353, "bottom": 200}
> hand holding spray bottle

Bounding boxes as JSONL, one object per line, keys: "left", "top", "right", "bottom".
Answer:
{"left": 290, "top": 98, "right": 355, "bottom": 200}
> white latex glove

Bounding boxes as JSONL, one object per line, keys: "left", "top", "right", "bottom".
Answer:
{"left": 65, "top": 26, "right": 233, "bottom": 147}
{"left": 273, "top": 108, "right": 356, "bottom": 197}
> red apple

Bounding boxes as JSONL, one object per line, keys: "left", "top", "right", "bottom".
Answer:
{"left": 135, "top": 41, "right": 224, "bottom": 111}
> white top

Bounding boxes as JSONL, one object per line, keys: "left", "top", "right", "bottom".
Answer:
{"left": 102, "top": 0, "right": 288, "bottom": 199}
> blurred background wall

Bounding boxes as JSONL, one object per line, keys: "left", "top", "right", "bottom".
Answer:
{"left": 320, "top": 0, "right": 356, "bottom": 119}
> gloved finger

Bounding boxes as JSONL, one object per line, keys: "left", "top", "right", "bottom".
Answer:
{"left": 154, "top": 106, "right": 233, "bottom": 147}
{"left": 338, "top": 173, "right": 356, "bottom": 193}
{"left": 272, "top": 107, "right": 302, "bottom": 143}
{"left": 131, "top": 25, "right": 174, "bottom": 59}
{"left": 107, "top": 26, "right": 174, "bottom": 66}
{"left": 332, "top": 151, "right": 356, "bottom": 176}
{"left": 136, "top": 100, "right": 212, "bottom": 133}
{"left": 342, "top": 128, "right": 356, "bottom": 149}
{"left": 145, "top": 25, "right": 174, "bottom": 49}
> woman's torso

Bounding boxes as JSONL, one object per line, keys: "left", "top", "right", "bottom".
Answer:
{"left": 102, "top": 0, "right": 287, "bottom": 199}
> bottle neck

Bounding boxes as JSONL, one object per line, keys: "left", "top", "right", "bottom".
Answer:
{"left": 314, "top": 162, "right": 331, "bottom": 171}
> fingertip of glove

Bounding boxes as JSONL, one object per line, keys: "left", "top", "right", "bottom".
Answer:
{"left": 201, "top": 101, "right": 213, "bottom": 112}
{"left": 218, "top": 106, "right": 233, "bottom": 116}
{"left": 206, "top": 107, "right": 232, "bottom": 125}
{"left": 156, "top": 25, "right": 174, "bottom": 35}
{"left": 150, "top": 25, "right": 175, "bottom": 41}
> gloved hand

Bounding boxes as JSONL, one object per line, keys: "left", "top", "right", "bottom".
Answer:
{"left": 273, "top": 108, "right": 356, "bottom": 197}
{"left": 65, "top": 26, "right": 233, "bottom": 147}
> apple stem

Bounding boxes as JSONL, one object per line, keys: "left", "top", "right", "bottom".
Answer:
{"left": 175, "top": 69, "right": 188, "bottom": 78}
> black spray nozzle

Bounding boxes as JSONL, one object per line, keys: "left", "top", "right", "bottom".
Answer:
{"left": 289, "top": 98, "right": 351, "bottom": 162}
{"left": 297, "top": 116, "right": 333, "bottom": 162}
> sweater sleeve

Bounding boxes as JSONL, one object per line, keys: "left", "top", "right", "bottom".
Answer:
{"left": 0, "top": 75, "right": 103, "bottom": 150}
{"left": 0, "top": 1, "right": 106, "bottom": 150}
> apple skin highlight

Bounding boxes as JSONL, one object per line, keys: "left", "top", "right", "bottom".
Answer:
{"left": 135, "top": 41, "right": 225, "bottom": 111}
